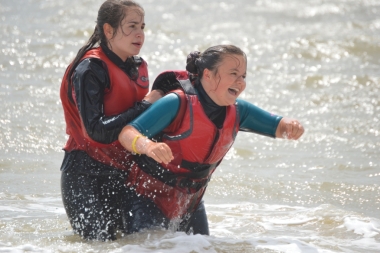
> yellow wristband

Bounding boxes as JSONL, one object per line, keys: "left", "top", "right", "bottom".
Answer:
{"left": 132, "top": 135, "right": 142, "bottom": 154}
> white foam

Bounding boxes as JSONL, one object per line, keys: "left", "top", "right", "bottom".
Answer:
{"left": 0, "top": 244, "right": 51, "bottom": 253}
{"left": 26, "top": 203, "right": 66, "bottom": 215}
{"left": 265, "top": 217, "right": 317, "bottom": 225}
{"left": 344, "top": 217, "right": 380, "bottom": 238}
{"left": 1, "top": 201, "right": 380, "bottom": 252}
{"left": 115, "top": 233, "right": 216, "bottom": 253}
{"left": 351, "top": 238, "right": 380, "bottom": 251}
{"left": 256, "top": 241, "right": 308, "bottom": 253}
{"left": 0, "top": 206, "right": 27, "bottom": 213}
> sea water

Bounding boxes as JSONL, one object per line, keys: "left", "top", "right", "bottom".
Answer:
{"left": 0, "top": 0, "right": 379, "bottom": 252}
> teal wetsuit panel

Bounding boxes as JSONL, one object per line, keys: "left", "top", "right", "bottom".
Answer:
{"left": 129, "top": 93, "right": 180, "bottom": 138}
{"left": 129, "top": 95, "right": 282, "bottom": 138}
{"left": 236, "top": 98, "right": 282, "bottom": 138}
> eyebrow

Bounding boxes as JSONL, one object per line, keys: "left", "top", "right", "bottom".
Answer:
{"left": 127, "top": 20, "right": 142, "bottom": 24}
{"left": 231, "top": 67, "right": 245, "bottom": 72}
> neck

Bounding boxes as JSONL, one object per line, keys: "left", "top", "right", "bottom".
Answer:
{"left": 196, "top": 80, "right": 226, "bottom": 128}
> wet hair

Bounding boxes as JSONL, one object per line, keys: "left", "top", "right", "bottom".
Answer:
{"left": 66, "top": 0, "right": 144, "bottom": 103}
{"left": 186, "top": 45, "right": 246, "bottom": 81}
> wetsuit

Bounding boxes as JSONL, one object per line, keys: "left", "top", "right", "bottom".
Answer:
{"left": 124, "top": 73, "right": 282, "bottom": 235}
{"left": 59, "top": 44, "right": 150, "bottom": 240}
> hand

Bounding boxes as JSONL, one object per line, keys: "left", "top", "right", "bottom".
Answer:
{"left": 143, "top": 89, "right": 164, "bottom": 104}
{"left": 276, "top": 117, "right": 304, "bottom": 140}
{"left": 151, "top": 72, "right": 182, "bottom": 94}
{"left": 144, "top": 141, "right": 174, "bottom": 164}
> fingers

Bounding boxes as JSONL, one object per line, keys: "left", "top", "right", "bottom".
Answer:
{"left": 279, "top": 117, "right": 304, "bottom": 140}
{"left": 146, "top": 143, "right": 174, "bottom": 164}
{"left": 293, "top": 122, "right": 304, "bottom": 140}
{"left": 285, "top": 120, "right": 304, "bottom": 140}
{"left": 289, "top": 121, "right": 304, "bottom": 140}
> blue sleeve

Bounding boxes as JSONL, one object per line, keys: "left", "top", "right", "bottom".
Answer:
{"left": 128, "top": 93, "right": 180, "bottom": 138}
{"left": 237, "top": 98, "right": 283, "bottom": 138}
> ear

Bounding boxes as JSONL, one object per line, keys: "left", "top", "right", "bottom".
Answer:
{"left": 103, "top": 23, "right": 114, "bottom": 40}
{"left": 203, "top": 68, "right": 212, "bottom": 81}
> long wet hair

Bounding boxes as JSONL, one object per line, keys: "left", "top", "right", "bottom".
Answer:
{"left": 185, "top": 45, "right": 247, "bottom": 83}
{"left": 66, "top": 0, "right": 144, "bottom": 103}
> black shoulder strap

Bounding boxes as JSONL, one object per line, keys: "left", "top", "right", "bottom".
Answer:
{"left": 179, "top": 79, "right": 197, "bottom": 95}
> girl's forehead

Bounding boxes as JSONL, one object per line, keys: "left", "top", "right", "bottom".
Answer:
{"left": 221, "top": 55, "right": 246, "bottom": 69}
{"left": 125, "top": 7, "right": 144, "bottom": 17}
{"left": 123, "top": 7, "right": 144, "bottom": 21}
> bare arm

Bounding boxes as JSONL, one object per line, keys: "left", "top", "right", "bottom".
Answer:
{"left": 118, "top": 125, "right": 174, "bottom": 164}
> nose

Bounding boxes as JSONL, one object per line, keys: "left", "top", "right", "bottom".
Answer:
{"left": 136, "top": 28, "right": 144, "bottom": 37}
{"left": 237, "top": 75, "right": 245, "bottom": 84}
{"left": 237, "top": 76, "right": 246, "bottom": 90}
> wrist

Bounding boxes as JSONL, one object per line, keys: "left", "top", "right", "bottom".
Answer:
{"left": 132, "top": 135, "right": 151, "bottom": 155}
{"left": 141, "top": 100, "right": 152, "bottom": 106}
{"left": 139, "top": 100, "right": 152, "bottom": 111}
{"left": 131, "top": 135, "right": 142, "bottom": 154}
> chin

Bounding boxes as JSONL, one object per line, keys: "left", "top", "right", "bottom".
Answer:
{"left": 129, "top": 49, "right": 141, "bottom": 56}
{"left": 225, "top": 98, "right": 237, "bottom": 106}
{"left": 220, "top": 101, "right": 234, "bottom": 106}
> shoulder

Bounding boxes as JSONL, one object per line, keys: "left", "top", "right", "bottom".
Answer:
{"left": 76, "top": 58, "right": 106, "bottom": 73}
{"left": 75, "top": 58, "right": 108, "bottom": 82}
{"left": 148, "top": 93, "right": 181, "bottom": 114}
{"left": 137, "top": 93, "right": 180, "bottom": 124}
{"left": 235, "top": 98, "right": 251, "bottom": 109}
{"left": 235, "top": 98, "right": 261, "bottom": 118}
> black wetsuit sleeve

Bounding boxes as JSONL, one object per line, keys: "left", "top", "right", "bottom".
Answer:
{"left": 72, "top": 58, "right": 151, "bottom": 144}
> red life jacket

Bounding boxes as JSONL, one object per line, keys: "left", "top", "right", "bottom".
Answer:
{"left": 127, "top": 71, "right": 239, "bottom": 219}
{"left": 60, "top": 47, "right": 149, "bottom": 170}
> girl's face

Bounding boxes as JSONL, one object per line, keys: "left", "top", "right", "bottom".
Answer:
{"left": 106, "top": 7, "right": 145, "bottom": 61}
{"left": 204, "top": 54, "right": 247, "bottom": 106}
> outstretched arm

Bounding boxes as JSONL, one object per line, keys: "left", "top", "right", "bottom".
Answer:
{"left": 275, "top": 117, "right": 304, "bottom": 140}
{"left": 237, "top": 99, "right": 304, "bottom": 140}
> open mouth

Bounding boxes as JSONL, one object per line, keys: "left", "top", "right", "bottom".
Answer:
{"left": 228, "top": 88, "right": 239, "bottom": 96}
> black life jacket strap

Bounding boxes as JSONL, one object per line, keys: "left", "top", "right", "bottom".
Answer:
{"left": 179, "top": 79, "right": 197, "bottom": 95}
{"left": 136, "top": 155, "right": 218, "bottom": 191}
